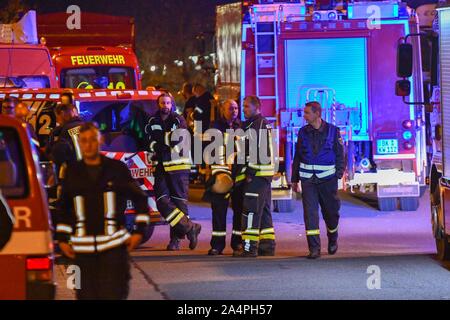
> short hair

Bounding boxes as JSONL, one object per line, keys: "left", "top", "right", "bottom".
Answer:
{"left": 55, "top": 103, "right": 76, "bottom": 115}
{"left": 222, "top": 99, "right": 237, "bottom": 109}
{"left": 3, "top": 97, "right": 19, "bottom": 105}
{"left": 157, "top": 92, "right": 175, "bottom": 107}
{"left": 193, "top": 83, "right": 205, "bottom": 91}
{"left": 61, "top": 92, "right": 73, "bottom": 104}
{"left": 244, "top": 95, "right": 261, "bottom": 109}
{"left": 305, "top": 101, "right": 322, "bottom": 114}
{"left": 183, "top": 82, "right": 193, "bottom": 93}
{"left": 79, "top": 122, "right": 99, "bottom": 135}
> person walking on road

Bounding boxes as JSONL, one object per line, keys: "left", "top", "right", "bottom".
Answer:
{"left": 55, "top": 122, "right": 150, "bottom": 299}
{"left": 291, "top": 101, "right": 345, "bottom": 259}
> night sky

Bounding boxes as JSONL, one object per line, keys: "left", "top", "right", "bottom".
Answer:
{"left": 0, "top": 0, "right": 241, "bottom": 92}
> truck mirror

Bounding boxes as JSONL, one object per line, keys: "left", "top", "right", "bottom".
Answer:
{"left": 397, "top": 43, "right": 413, "bottom": 78}
{"left": 395, "top": 80, "right": 411, "bottom": 97}
{"left": 0, "top": 192, "right": 13, "bottom": 251}
{"left": 39, "top": 161, "right": 58, "bottom": 189}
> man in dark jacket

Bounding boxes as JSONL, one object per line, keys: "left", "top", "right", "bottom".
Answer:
{"left": 46, "top": 103, "right": 85, "bottom": 170}
{"left": 203, "top": 99, "right": 243, "bottom": 256}
{"left": 234, "top": 96, "right": 276, "bottom": 257}
{"left": 145, "top": 93, "right": 201, "bottom": 251}
{"left": 56, "top": 122, "right": 150, "bottom": 299}
{"left": 292, "top": 101, "right": 345, "bottom": 259}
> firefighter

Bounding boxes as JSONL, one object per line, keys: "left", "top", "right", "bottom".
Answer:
{"left": 203, "top": 99, "right": 243, "bottom": 256}
{"left": 46, "top": 103, "right": 84, "bottom": 170}
{"left": 46, "top": 104, "right": 85, "bottom": 227}
{"left": 291, "top": 101, "right": 345, "bottom": 259}
{"left": 55, "top": 122, "right": 150, "bottom": 299}
{"left": 1, "top": 97, "right": 18, "bottom": 116}
{"left": 234, "top": 96, "right": 276, "bottom": 257}
{"left": 145, "top": 93, "right": 201, "bottom": 250}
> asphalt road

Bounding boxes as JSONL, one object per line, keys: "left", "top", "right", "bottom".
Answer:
{"left": 56, "top": 189, "right": 450, "bottom": 300}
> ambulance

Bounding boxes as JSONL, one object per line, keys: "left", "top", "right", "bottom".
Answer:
{"left": 0, "top": 88, "right": 165, "bottom": 244}
{"left": 0, "top": 115, "right": 55, "bottom": 299}
{"left": 37, "top": 12, "right": 142, "bottom": 90}
{"left": 216, "top": 1, "right": 427, "bottom": 211}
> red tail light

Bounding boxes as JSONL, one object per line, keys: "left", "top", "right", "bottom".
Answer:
{"left": 403, "top": 142, "right": 414, "bottom": 150}
{"left": 26, "top": 257, "right": 51, "bottom": 270}
{"left": 402, "top": 120, "right": 413, "bottom": 129}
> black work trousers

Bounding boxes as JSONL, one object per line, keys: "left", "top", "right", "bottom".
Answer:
{"left": 210, "top": 185, "right": 244, "bottom": 252}
{"left": 241, "top": 177, "right": 275, "bottom": 254}
{"left": 75, "top": 245, "right": 130, "bottom": 300}
{"left": 301, "top": 176, "right": 340, "bottom": 252}
{"left": 154, "top": 171, "right": 194, "bottom": 238}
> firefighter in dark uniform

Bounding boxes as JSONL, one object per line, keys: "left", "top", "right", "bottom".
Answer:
{"left": 46, "top": 103, "right": 85, "bottom": 174}
{"left": 56, "top": 122, "right": 150, "bottom": 300}
{"left": 203, "top": 99, "right": 243, "bottom": 256}
{"left": 145, "top": 93, "right": 202, "bottom": 250}
{"left": 234, "top": 96, "right": 276, "bottom": 257}
{"left": 46, "top": 104, "right": 85, "bottom": 225}
{"left": 292, "top": 101, "right": 345, "bottom": 259}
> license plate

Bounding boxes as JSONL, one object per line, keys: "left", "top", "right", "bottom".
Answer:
{"left": 377, "top": 184, "right": 420, "bottom": 198}
{"left": 377, "top": 139, "right": 399, "bottom": 154}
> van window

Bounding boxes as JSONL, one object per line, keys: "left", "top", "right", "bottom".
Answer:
{"left": 78, "top": 100, "right": 158, "bottom": 152}
{"left": 0, "top": 128, "right": 28, "bottom": 198}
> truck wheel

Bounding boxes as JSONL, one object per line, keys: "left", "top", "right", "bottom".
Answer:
{"left": 378, "top": 197, "right": 397, "bottom": 211}
{"left": 125, "top": 214, "right": 154, "bottom": 245}
{"left": 274, "top": 199, "right": 296, "bottom": 213}
{"left": 436, "top": 237, "right": 450, "bottom": 261}
{"left": 399, "top": 197, "right": 420, "bottom": 211}
{"left": 431, "top": 185, "right": 450, "bottom": 260}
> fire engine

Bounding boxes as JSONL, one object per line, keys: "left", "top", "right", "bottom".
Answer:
{"left": 216, "top": 0, "right": 427, "bottom": 211}
{"left": 0, "top": 115, "right": 55, "bottom": 299}
{"left": 0, "top": 88, "right": 165, "bottom": 244}
{"left": 37, "top": 12, "right": 142, "bottom": 90}
{"left": 396, "top": 2, "right": 450, "bottom": 260}
{"left": 0, "top": 11, "right": 57, "bottom": 88}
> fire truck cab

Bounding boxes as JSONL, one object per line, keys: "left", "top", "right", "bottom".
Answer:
{"left": 38, "top": 12, "right": 142, "bottom": 90}
{"left": 0, "top": 89, "right": 165, "bottom": 244}
{"left": 0, "top": 115, "right": 55, "bottom": 299}
{"left": 216, "top": 0, "right": 427, "bottom": 211}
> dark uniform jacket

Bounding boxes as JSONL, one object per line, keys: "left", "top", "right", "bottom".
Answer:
{"left": 292, "top": 120, "right": 345, "bottom": 183}
{"left": 193, "top": 92, "right": 214, "bottom": 132}
{"left": 210, "top": 117, "right": 241, "bottom": 176}
{"left": 145, "top": 111, "right": 191, "bottom": 174}
{"left": 55, "top": 156, "right": 150, "bottom": 254}
{"left": 234, "top": 113, "right": 274, "bottom": 184}
{"left": 46, "top": 117, "right": 85, "bottom": 166}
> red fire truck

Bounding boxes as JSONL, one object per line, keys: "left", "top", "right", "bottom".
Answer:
{"left": 37, "top": 12, "right": 142, "bottom": 90}
{"left": 0, "top": 11, "right": 57, "bottom": 88}
{"left": 397, "top": 3, "right": 450, "bottom": 260}
{"left": 0, "top": 115, "right": 55, "bottom": 300}
{"left": 0, "top": 88, "right": 164, "bottom": 243}
{"left": 216, "top": 0, "right": 427, "bottom": 211}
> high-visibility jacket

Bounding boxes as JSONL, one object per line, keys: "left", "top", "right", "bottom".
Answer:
{"left": 209, "top": 117, "right": 241, "bottom": 177}
{"left": 55, "top": 156, "right": 150, "bottom": 254}
{"left": 145, "top": 111, "right": 191, "bottom": 174}
{"left": 46, "top": 117, "right": 85, "bottom": 166}
{"left": 292, "top": 121, "right": 345, "bottom": 182}
{"left": 234, "top": 113, "right": 275, "bottom": 184}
